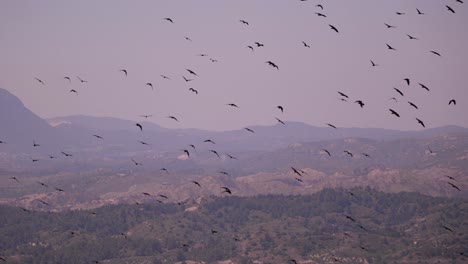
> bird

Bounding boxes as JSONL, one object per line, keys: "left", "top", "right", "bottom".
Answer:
{"left": 163, "top": 17, "right": 174, "bottom": 23}
{"left": 61, "top": 151, "right": 72, "bottom": 157}
{"left": 407, "top": 34, "right": 418, "bottom": 40}
{"left": 93, "top": 134, "right": 103, "bottom": 139}
{"left": 321, "top": 149, "right": 331, "bottom": 157}
{"left": 449, "top": 99, "right": 456, "bottom": 105}
{"left": 119, "top": 69, "right": 127, "bottom": 76}
{"left": 0, "top": 140, "right": 5, "bottom": 144}
{"left": 161, "top": 168, "right": 169, "bottom": 174}
{"left": 295, "top": 178, "right": 304, "bottom": 183}
{"left": 361, "top": 153, "right": 371, "bottom": 157}
{"left": 338, "top": 91, "right": 349, "bottom": 98}
{"left": 55, "top": 187, "right": 64, "bottom": 192}
{"left": 140, "top": 114, "right": 152, "bottom": 118}
{"left": 136, "top": 123, "right": 143, "bottom": 131}
{"left": 186, "top": 69, "right": 198, "bottom": 76}
{"left": 209, "top": 150, "right": 220, "bottom": 158}
{"left": 389, "top": 109, "right": 400, "bottom": 117}
{"left": 408, "top": 101, "right": 418, "bottom": 109}
{"left": 277, "top": 105, "right": 284, "bottom": 113}
{"left": 185, "top": 36, "right": 192, "bottom": 41}
{"left": 209, "top": 58, "right": 218, "bottom": 63}
{"left": 131, "top": 158, "right": 142, "bottom": 166}
{"left": 167, "top": 116, "right": 179, "bottom": 122}
{"left": 344, "top": 150, "right": 353, "bottom": 157}
{"left": 254, "top": 42, "right": 264, "bottom": 47}
{"left": 416, "top": 118, "right": 425, "bottom": 128}
{"left": 142, "top": 192, "right": 151, "bottom": 196}
{"left": 244, "top": 127, "right": 255, "bottom": 133}
{"left": 189, "top": 144, "right": 196, "bottom": 150}
{"left": 239, "top": 19, "right": 249, "bottom": 25}
{"left": 266, "top": 61, "right": 279, "bottom": 70}
{"left": 77, "top": 76, "right": 87, "bottom": 83}
{"left": 393, "top": 88, "right": 404, "bottom": 97}
{"left": 302, "top": 41, "right": 310, "bottom": 48}
{"left": 145, "top": 83, "right": 153, "bottom": 90}
{"left": 182, "top": 76, "right": 193, "bottom": 82}
{"left": 227, "top": 103, "right": 239, "bottom": 108}
{"left": 226, "top": 153, "right": 237, "bottom": 160}
{"left": 33, "top": 140, "right": 40, "bottom": 147}
{"left": 419, "top": 83, "right": 430, "bottom": 91}
{"left": 0, "top": 257, "right": 6, "bottom": 262}
{"left": 316, "top": 4, "right": 323, "bottom": 9}
{"left": 37, "top": 199, "right": 49, "bottom": 206}
{"left": 32, "top": 158, "right": 39, "bottom": 162}
{"left": 427, "top": 146, "right": 435, "bottom": 155}
{"left": 34, "top": 77, "right": 45, "bottom": 86}
{"left": 183, "top": 149, "right": 190, "bottom": 158}
{"left": 9, "top": 177, "right": 19, "bottom": 183}
{"left": 69, "top": 89, "right": 78, "bottom": 95}
{"left": 404, "top": 78, "right": 410, "bottom": 86}
{"left": 291, "top": 167, "right": 302, "bottom": 177}
{"left": 441, "top": 225, "right": 454, "bottom": 233}
{"left": 386, "top": 44, "right": 396, "bottom": 50}
{"left": 384, "top": 23, "right": 396, "bottom": 29}
{"left": 158, "top": 194, "right": 169, "bottom": 199}
{"left": 275, "top": 117, "right": 285, "bottom": 125}
{"left": 48, "top": 155, "right": 57, "bottom": 159}
{"left": 219, "top": 171, "right": 229, "bottom": 176}
{"left": 329, "top": 24, "right": 339, "bottom": 33}
{"left": 447, "top": 182, "right": 461, "bottom": 191}
{"left": 396, "top": 12, "right": 405, "bottom": 15}
{"left": 416, "top": 8, "right": 425, "bottom": 15}
{"left": 211, "top": 229, "right": 219, "bottom": 234}
{"left": 197, "top": 54, "right": 208, "bottom": 57}
{"left": 446, "top": 5, "right": 455, "bottom": 13}
{"left": 327, "top": 123, "right": 337, "bottom": 129}
{"left": 221, "top": 187, "right": 232, "bottom": 195}
{"left": 247, "top": 45, "right": 254, "bottom": 51}
{"left": 345, "top": 215, "right": 356, "bottom": 222}
{"left": 390, "top": 97, "right": 398, "bottom": 102}
{"left": 315, "top": 12, "right": 327, "bottom": 17}
{"left": 64, "top": 76, "right": 71, "bottom": 83}
{"left": 430, "top": 50, "right": 441, "bottom": 56}
{"left": 191, "top": 181, "right": 201, "bottom": 187}
{"left": 370, "top": 60, "right": 379, "bottom": 67}
{"left": 160, "top": 75, "right": 171, "bottom": 80}
{"left": 21, "top": 207, "right": 31, "bottom": 213}
{"left": 445, "top": 175, "right": 456, "bottom": 181}
{"left": 204, "top": 139, "right": 215, "bottom": 144}
{"left": 355, "top": 100, "right": 365, "bottom": 108}
{"left": 138, "top": 140, "right": 150, "bottom": 146}
{"left": 189, "top": 88, "right": 198, "bottom": 94}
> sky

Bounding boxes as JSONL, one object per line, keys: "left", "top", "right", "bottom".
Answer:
{"left": 1, "top": 0, "right": 467, "bottom": 131}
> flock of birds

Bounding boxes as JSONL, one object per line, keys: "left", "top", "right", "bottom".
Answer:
{"left": 1, "top": 0, "right": 466, "bottom": 262}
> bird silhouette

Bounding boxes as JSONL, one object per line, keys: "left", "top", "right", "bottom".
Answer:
{"left": 446, "top": 5, "right": 455, "bottom": 13}
{"left": 160, "top": 168, "right": 169, "bottom": 174}
{"left": 134, "top": 123, "right": 143, "bottom": 132}
{"left": 226, "top": 153, "right": 237, "bottom": 159}
{"left": 189, "top": 88, "right": 198, "bottom": 94}
{"left": 327, "top": 123, "right": 337, "bottom": 129}
{"left": 160, "top": 75, "right": 171, "bottom": 80}
{"left": 145, "top": 83, "right": 153, "bottom": 90}
{"left": 33, "top": 140, "right": 40, "bottom": 147}
{"left": 361, "top": 153, "right": 371, "bottom": 157}
{"left": 186, "top": 69, "right": 198, "bottom": 76}
{"left": 393, "top": 88, "right": 404, "bottom": 97}
{"left": 355, "top": 100, "right": 365, "bottom": 108}
{"left": 239, "top": 19, "right": 249, "bottom": 25}
{"left": 315, "top": 12, "right": 327, "bottom": 17}
{"left": 131, "top": 159, "right": 142, "bottom": 166}
{"left": 244, "top": 127, "right": 255, "bottom": 133}
{"left": 183, "top": 76, "right": 193, "bottom": 82}
{"left": 321, "top": 149, "right": 331, "bottom": 157}
{"left": 445, "top": 175, "right": 456, "bottom": 181}
{"left": 408, "top": 101, "right": 418, "bottom": 109}
{"left": 209, "top": 150, "right": 220, "bottom": 158}
{"left": 167, "top": 116, "right": 179, "bottom": 122}
{"left": 93, "top": 134, "right": 103, "bottom": 139}
{"left": 302, "top": 41, "right": 310, "bottom": 48}
{"left": 191, "top": 181, "right": 201, "bottom": 187}
{"left": 389, "top": 109, "right": 400, "bottom": 117}
{"left": 416, "top": 8, "right": 425, "bottom": 15}
{"left": 204, "top": 139, "right": 215, "bottom": 144}
{"left": 37, "top": 199, "right": 49, "bottom": 206}
{"left": 441, "top": 225, "right": 454, "bottom": 232}
{"left": 430, "top": 50, "right": 441, "bottom": 56}
{"left": 419, "top": 83, "right": 430, "bottom": 91}
{"left": 219, "top": 171, "right": 229, "bottom": 176}
{"left": 77, "top": 76, "right": 87, "bottom": 83}
{"left": 64, "top": 76, "right": 71, "bottom": 83}
{"left": 163, "top": 17, "right": 174, "bottom": 23}
{"left": 295, "top": 177, "right": 304, "bottom": 183}
{"left": 254, "top": 42, "right": 264, "bottom": 47}
{"left": 221, "top": 187, "right": 232, "bottom": 195}
{"left": 61, "top": 151, "right": 72, "bottom": 157}
{"left": 448, "top": 99, "right": 456, "bottom": 105}
{"left": 329, "top": 24, "right": 339, "bottom": 33}
{"left": 404, "top": 78, "right": 410, "bottom": 86}
{"left": 189, "top": 144, "right": 196, "bottom": 150}
{"left": 138, "top": 140, "right": 150, "bottom": 146}
{"left": 416, "top": 118, "right": 425, "bottom": 128}
{"left": 277, "top": 105, "right": 284, "bottom": 113}
{"left": 140, "top": 114, "right": 152, "bottom": 118}
{"left": 345, "top": 215, "right": 356, "bottom": 222}
{"left": 247, "top": 45, "right": 254, "bottom": 51}
{"left": 370, "top": 60, "right": 379, "bottom": 67}
{"left": 291, "top": 167, "right": 302, "bottom": 177}
{"left": 34, "top": 77, "right": 45, "bottom": 86}
{"left": 384, "top": 23, "right": 396, "bottom": 29}
{"left": 227, "top": 103, "right": 239, "bottom": 108}
{"left": 407, "top": 34, "right": 418, "bottom": 40}
{"left": 266, "top": 61, "right": 279, "bottom": 70}
{"left": 386, "top": 44, "right": 396, "bottom": 50}
{"left": 338, "top": 91, "right": 349, "bottom": 98}
{"left": 316, "top": 4, "right": 323, "bottom": 9}
{"left": 275, "top": 117, "right": 286, "bottom": 125}
{"left": 183, "top": 149, "right": 190, "bottom": 158}
{"left": 9, "top": 177, "right": 19, "bottom": 183}
{"left": 119, "top": 69, "right": 127, "bottom": 76}
{"left": 344, "top": 150, "right": 353, "bottom": 157}
{"left": 447, "top": 182, "right": 461, "bottom": 191}
{"left": 69, "top": 89, "right": 78, "bottom": 95}
{"left": 55, "top": 187, "right": 64, "bottom": 192}
{"left": 396, "top": 12, "right": 405, "bottom": 15}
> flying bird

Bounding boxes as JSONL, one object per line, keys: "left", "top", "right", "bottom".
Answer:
{"left": 219, "top": 171, "right": 230, "bottom": 176}
{"left": 189, "top": 88, "right": 198, "bottom": 94}
{"left": 163, "top": 17, "right": 174, "bottom": 23}
{"left": 361, "top": 153, "right": 371, "bottom": 157}
{"left": 321, "top": 149, "right": 331, "bottom": 157}
{"left": 396, "top": 12, "right": 405, "bottom": 15}
{"left": 191, "top": 181, "right": 201, "bottom": 187}
{"left": 277, "top": 105, "right": 284, "bottom": 113}
{"left": 64, "top": 76, "right": 71, "bottom": 83}
{"left": 370, "top": 60, "right": 379, "bottom": 67}
{"left": 416, "top": 118, "right": 425, "bottom": 128}
{"left": 384, "top": 23, "right": 396, "bottom": 29}
{"left": 136, "top": 123, "right": 143, "bottom": 131}
{"left": 266, "top": 61, "right": 279, "bottom": 70}
{"left": 9, "top": 177, "right": 19, "bottom": 183}
{"left": 55, "top": 187, "right": 64, "bottom": 192}
{"left": 34, "top": 77, "right": 45, "bottom": 86}
{"left": 404, "top": 78, "right": 410, "bottom": 86}
{"left": 430, "top": 50, "right": 441, "bottom": 56}
{"left": 183, "top": 76, "right": 193, "bottom": 82}
{"left": 446, "top": 5, "right": 455, "bottom": 13}
{"left": 158, "top": 194, "right": 169, "bottom": 199}
{"left": 167, "top": 116, "right": 179, "bottom": 122}
{"left": 295, "top": 177, "right": 304, "bottom": 183}
{"left": 408, "top": 101, "right": 418, "bottom": 109}
{"left": 254, "top": 42, "right": 264, "bottom": 47}
{"left": 327, "top": 123, "right": 337, "bottom": 129}
{"left": 138, "top": 140, "right": 150, "bottom": 145}
{"left": 275, "top": 117, "right": 285, "bottom": 125}
{"left": 239, "top": 19, "right": 249, "bottom": 25}
{"left": 160, "top": 75, "right": 171, "bottom": 80}
{"left": 160, "top": 168, "right": 169, "bottom": 174}
{"left": 226, "top": 153, "right": 237, "bottom": 160}
{"left": 355, "top": 100, "right": 365, "bottom": 108}
{"left": 316, "top": 4, "right": 323, "bottom": 9}
{"left": 389, "top": 109, "right": 400, "bottom": 117}
{"left": 183, "top": 149, "right": 190, "bottom": 158}
{"left": 244, "top": 127, "right": 255, "bottom": 133}
{"left": 447, "top": 182, "right": 461, "bottom": 191}
{"left": 386, "top": 44, "right": 396, "bottom": 50}
{"left": 393, "top": 87, "right": 404, "bottom": 96}
{"left": 302, "top": 41, "right": 310, "bottom": 48}
{"left": 33, "top": 140, "right": 40, "bottom": 147}
{"left": 291, "top": 167, "right": 302, "bottom": 177}
{"left": 93, "top": 134, "right": 103, "bottom": 139}
{"left": 221, "top": 187, "right": 232, "bottom": 195}
{"left": 315, "top": 12, "right": 327, "bottom": 17}
{"left": 185, "top": 36, "right": 192, "bottom": 41}
{"left": 77, "top": 76, "right": 87, "bottom": 83}
{"left": 131, "top": 158, "right": 142, "bottom": 166}
{"left": 445, "top": 175, "right": 456, "bottom": 181}
{"left": 247, "top": 45, "right": 254, "bottom": 51}
{"left": 329, "top": 24, "right": 339, "bottom": 33}
{"left": 186, "top": 69, "right": 198, "bottom": 76}
{"left": 140, "top": 114, "right": 152, "bottom": 118}
{"left": 69, "top": 89, "right": 78, "bottom": 95}
{"left": 449, "top": 99, "right": 456, "bottom": 105}
{"left": 119, "top": 69, "right": 127, "bottom": 76}
{"left": 37, "top": 199, "right": 49, "bottom": 206}
{"left": 441, "top": 225, "right": 454, "bottom": 232}
{"left": 204, "top": 139, "right": 215, "bottom": 144}
{"left": 61, "top": 151, "right": 72, "bottom": 157}
{"left": 419, "top": 83, "right": 430, "bottom": 91}
{"left": 189, "top": 144, "right": 196, "bottom": 150}
{"left": 416, "top": 8, "right": 425, "bottom": 15}
{"left": 345, "top": 215, "right": 356, "bottom": 222}
{"left": 338, "top": 91, "right": 349, "bottom": 98}
{"left": 227, "top": 103, "right": 239, "bottom": 108}
{"left": 344, "top": 150, "right": 353, "bottom": 157}
{"left": 407, "top": 34, "right": 418, "bottom": 40}
{"left": 145, "top": 83, "right": 153, "bottom": 90}
{"left": 209, "top": 150, "right": 220, "bottom": 158}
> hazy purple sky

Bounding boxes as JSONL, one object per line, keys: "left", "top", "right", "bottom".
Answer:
{"left": 1, "top": 0, "right": 467, "bottom": 131}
